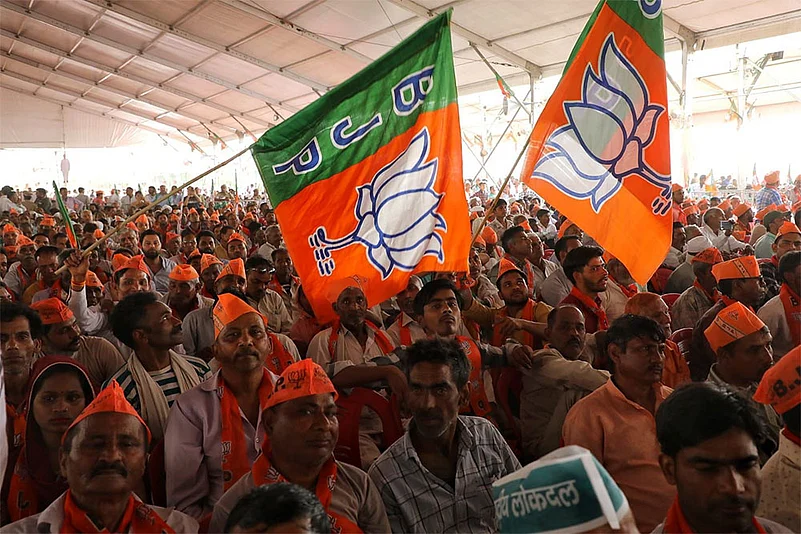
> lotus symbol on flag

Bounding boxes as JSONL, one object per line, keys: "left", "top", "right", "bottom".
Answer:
{"left": 308, "top": 127, "right": 446, "bottom": 279}
{"left": 532, "top": 34, "right": 671, "bottom": 215}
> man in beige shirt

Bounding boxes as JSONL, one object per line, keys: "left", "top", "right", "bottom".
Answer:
{"left": 245, "top": 256, "right": 293, "bottom": 334}
{"left": 30, "top": 297, "right": 125, "bottom": 390}
{"left": 520, "top": 305, "right": 608, "bottom": 460}
{"left": 210, "top": 359, "right": 390, "bottom": 533}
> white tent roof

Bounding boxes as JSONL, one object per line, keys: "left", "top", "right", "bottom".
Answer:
{"left": 1, "top": 0, "right": 799, "bottom": 148}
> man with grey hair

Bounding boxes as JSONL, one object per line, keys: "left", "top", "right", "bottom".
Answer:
{"left": 664, "top": 235, "right": 713, "bottom": 294}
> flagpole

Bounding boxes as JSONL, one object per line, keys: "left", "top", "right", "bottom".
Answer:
{"left": 469, "top": 138, "right": 531, "bottom": 248}
{"left": 55, "top": 143, "right": 254, "bottom": 276}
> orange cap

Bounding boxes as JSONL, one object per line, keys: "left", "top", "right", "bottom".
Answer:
{"left": 93, "top": 229, "right": 105, "bottom": 239}
{"left": 754, "top": 346, "right": 800, "bottom": 415}
{"left": 481, "top": 226, "right": 498, "bottom": 245}
{"left": 85, "top": 270, "right": 103, "bottom": 288}
{"left": 732, "top": 203, "right": 752, "bottom": 218}
{"left": 227, "top": 232, "right": 246, "bottom": 244}
{"left": 215, "top": 258, "right": 246, "bottom": 282}
{"left": 111, "top": 252, "right": 132, "bottom": 272}
{"left": 755, "top": 204, "right": 777, "bottom": 220}
{"left": 126, "top": 222, "right": 138, "bottom": 231}
{"left": 698, "top": 198, "right": 709, "bottom": 208}
{"left": 683, "top": 205, "right": 700, "bottom": 216}
{"left": 114, "top": 254, "right": 150, "bottom": 276}
{"left": 325, "top": 275, "right": 367, "bottom": 304}
{"left": 135, "top": 214, "right": 149, "bottom": 225}
{"left": 2, "top": 224, "right": 17, "bottom": 234}
{"left": 31, "top": 297, "right": 74, "bottom": 325}
{"left": 711, "top": 256, "right": 760, "bottom": 281}
{"left": 4, "top": 245, "right": 17, "bottom": 256}
{"left": 169, "top": 264, "right": 199, "bottom": 281}
{"left": 775, "top": 221, "right": 801, "bottom": 239}
{"left": 718, "top": 199, "right": 731, "bottom": 211}
{"left": 15, "top": 235, "right": 34, "bottom": 247}
{"left": 188, "top": 249, "right": 202, "bottom": 260}
{"left": 764, "top": 170, "right": 780, "bottom": 185}
{"left": 732, "top": 230, "right": 747, "bottom": 242}
{"left": 776, "top": 204, "right": 789, "bottom": 213}
{"left": 212, "top": 293, "right": 265, "bottom": 338}
{"left": 518, "top": 219, "right": 532, "bottom": 232}
{"left": 704, "top": 301, "right": 766, "bottom": 353}
{"left": 166, "top": 232, "right": 180, "bottom": 243}
{"left": 188, "top": 208, "right": 198, "bottom": 215}
{"left": 169, "top": 214, "right": 180, "bottom": 222}
{"left": 557, "top": 219, "right": 576, "bottom": 239}
{"left": 264, "top": 359, "right": 337, "bottom": 410}
{"left": 473, "top": 235, "right": 486, "bottom": 247}
{"left": 691, "top": 247, "right": 724, "bottom": 265}
{"left": 63, "top": 381, "right": 151, "bottom": 445}
{"left": 40, "top": 216, "right": 55, "bottom": 227}
{"left": 671, "top": 183, "right": 684, "bottom": 192}
{"left": 201, "top": 253, "right": 223, "bottom": 273}
{"left": 210, "top": 213, "right": 221, "bottom": 223}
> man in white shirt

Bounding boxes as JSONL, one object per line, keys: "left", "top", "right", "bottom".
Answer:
{"left": 701, "top": 207, "right": 747, "bottom": 253}
{"left": 540, "top": 235, "right": 582, "bottom": 306}
{"left": 0, "top": 186, "right": 26, "bottom": 214}
{"left": 663, "top": 222, "right": 686, "bottom": 268}
{"left": 758, "top": 251, "right": 801, "bottom": 360}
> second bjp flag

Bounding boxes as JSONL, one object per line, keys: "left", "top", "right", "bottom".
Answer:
{"left": 251, "top": 12, "right": 469, "bottom": 322}
{"left": 519, "top": 0, "right": 672, "bottom": 284}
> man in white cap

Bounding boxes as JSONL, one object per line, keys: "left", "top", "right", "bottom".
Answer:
{"left": 664, "top": 235, "right": 713, "bottom": 294}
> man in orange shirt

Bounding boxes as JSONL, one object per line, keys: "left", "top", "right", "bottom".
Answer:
{"left": 625, "top": 293, "right": 691, "bottom": 388}
{"left": 562, "top": 314, "right": 675, "bottom": 533}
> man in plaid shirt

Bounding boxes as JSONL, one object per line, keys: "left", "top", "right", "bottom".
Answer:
{"left": 368, "top": 339, "right": 520, "bottom": 533}
{"left": 755, "top": 171, "right": 783, "bottom": 212}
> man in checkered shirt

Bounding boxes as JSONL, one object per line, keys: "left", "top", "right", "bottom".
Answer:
{"left": 368, "top": 338, "right": 520, "bottom": 533}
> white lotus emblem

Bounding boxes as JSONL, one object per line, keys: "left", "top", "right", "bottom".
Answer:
{"left": 532, "top": 34, "right": 671, "bottom": 215}
{"left": 309, "top": 127, "right": 446, "bottom": 278}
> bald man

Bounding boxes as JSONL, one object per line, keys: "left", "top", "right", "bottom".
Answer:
{"left": 700, "top": 208, "right": 748, "bottom": 253}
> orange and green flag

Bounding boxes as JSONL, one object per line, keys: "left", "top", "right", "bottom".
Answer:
{"left": 519, "top": 0, "right": 672, "bottom": 284}
{"left": 53, "top": 181, "right": 77, "bottom": 248}
{"left": 251, "top": 12, "right": 469, "bottom": 322}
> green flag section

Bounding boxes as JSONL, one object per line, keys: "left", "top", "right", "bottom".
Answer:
{"left": 53, "top": 181, "right": 78, "bottom": 248}
{"left": 519, "top": 0, "right": 672, "bottom": 286}
{"left": 251, "top": 11, "right": 470, "bottom": 322}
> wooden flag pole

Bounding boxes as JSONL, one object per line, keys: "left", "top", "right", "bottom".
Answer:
{"left": 469, "top": 138, "right": 532, "bottom": 248}
{"left": 55, "top": 143, "right": 253, "bottom": 276}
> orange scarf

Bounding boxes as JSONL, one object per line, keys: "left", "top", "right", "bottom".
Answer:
{"left": 396, "top": 314, "right": 413, "bottom": 347}
{"left": 455, "top": 336, "right": 492, "bottom": 418}
{"left": 568, "top": 286, "right": 609, "bottom": 330}
{"left": 327, "top": 320, "right": 394, "bottom": 359}
{"left": 662, "top": 497, "right": 766, "bottom": 534}
{"left": 693, "top": 280, "right": 720, "bottom": 303}
{"left": 7, "top": 436, "right": 64, "bottom": 522}
{"left": 265, "top": 332, "right": 295, "bottom": 375}
{"left": 251, "top": 454, "right": 362, "bottom": 534}
{"left": 267, "top": 274, "right": 299, "bottom": 299}
{"left": 492, "top": 299, "right": 536, "bottom": 348}
{"left": 779, "top": 283, "right": 801, "bottom": 347}
{"left": 610, "top": 276, "right": 638, "bottom": 299}
{"left": 60, "top": 490, "right": 175, "bottom": 533}
{"left": 218, "top": 369, "right": 273, "bottom": 491}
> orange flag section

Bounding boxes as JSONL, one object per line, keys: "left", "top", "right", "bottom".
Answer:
{"left": 520, "top": 4, "right": 671, "bottom": 285}
{"left": 275, "top": 103, "right": 470, "bottom": 323}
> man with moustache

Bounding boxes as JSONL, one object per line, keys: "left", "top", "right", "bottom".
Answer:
{"left": 139, "top": 229, "right": 176, "bottom": 294}
{"left": 106, "top": 292, "right": 210, "bottom": 442}
{"left": 368, "top": 339, "right": 520, "bottom": 533}
{"left": 386, "top": 276, "right": 425, "bottom": 346}
{"left": 559, "top": 246, "right": 609, "bottom": 334}
{"left": 209, "top": 359, "right": 390, "bottom": 533}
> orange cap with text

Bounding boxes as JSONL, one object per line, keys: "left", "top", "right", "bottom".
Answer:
{"left": 704, "top": 301, "right": 766, "bottom": 353}
{"left": 31, "top": 297, "right": 74, "bottom": 325}
{"left": 711, "top": 256, "right": 760, "bottom": 281}
{"left": 754, "top": 346, "right": 800, "bottom": 415}
{"left": 201, "top": 253, "right": 223, "bottom": 273}
{"left": 264, "top": 359, "right": 338, "bottom": 410}
{"left": 775, "top": 221, "right": 801, "bottom": 239}
{"left": 691, "top": 247, "right": 724, "bottom": 265}
{"left": 114, "top": 254, "right": 150, "bottom": 276}
{"left": 215, "top": 258, "right": 246, "bottom": 282}
{"left": 63, "top": 381, "right": 151, "bottom": 445}
{"left": 169, "top": 264, "right": 199, "bottom": 281}
{"left": 212, "top": 293, "right": 266, "bottom": 338}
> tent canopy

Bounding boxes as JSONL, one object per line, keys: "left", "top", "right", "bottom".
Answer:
{"left": 1, "top": 0, "right": 799, "bottom": 148}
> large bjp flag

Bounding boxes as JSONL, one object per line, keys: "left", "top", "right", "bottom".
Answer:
{"left": 251, "top": 12, "right": 469, "bottom": 322}
{"left": 520, "top": 0, "right": 672, "bottom": 284}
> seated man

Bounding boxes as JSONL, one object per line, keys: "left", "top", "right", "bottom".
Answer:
{"left": 21, "top": 245, "right": 60, "bottom": 304}
{"left": 268, "top": 248, "right": 301, "bottom": 319}
{"left": 539, "top": 235, "right": 581, "bottom": 306}
{"left": 1, "top": 301, "right": 40, "bottom": 450}
{"left": 670, "top": 247, "right": 723, "bottom": 330}
{"left": 625, "top": 293, "right": 691, "bottom": 388}
{"left": 664, "top": 235, "right": 713, "bottom": 295}
{"left": 0, "top": 382, "right": 197, "bottom": 533}
{"left": 368, "top": 339, "right": 521, "bottom": 533}
{"left": 653, "top": 382, "right": 791, "bottom": 534}
{"left": 599, "top": 255, "right": 641, "bottom": 323}
{"left": 210, "top": 360, "right": 390, "bottom": 533}
{"left": 139, "top": 229, "right": 176, "bottom": 294}
{"left": 245, "top": 256, "right": 293, "bottom": 334}
{"left": 31, "top": 297, "right": 125, "bottom": 390}
{"left": 689, "top": 256, "right": 766, "bottom": 381}
{"left": 754, "top": 346, "right": 801, "bottom": 532}
{"left": 106, "top": 292, "right": 211, "bottom": 442}
{"left": 166, "top": 293, "right": 296, "bottom": 519}
{"left": 492, "top": 446, "right": 638, "bottom": 533}
{"left": 520, "top": 305, "right": 608, "bottom": 460}
{"left": 223, "top": 483, "right": 331, "bottom": 534}
{"left": 704, "top": 301, "right": 782, "bottom": 461}
{"left": 758, "top": 251, "right": 801, "bottom": 360}
{"left": 559, "top": 246, "right": 609, "bottom": 334}
{"left": 164, "top": 264, "right": 214, "bottom": 320}
{"left": 198, "top": 253, "right": 222, "bottom": 300}
{"left": 562, "top": 315, "right": 676, "bottom": 533}
{"left": 307, "top": 279, "right": 404, "bottom": 469}
{"left": 386, "top": 276, "right": 425, "bottom": 346}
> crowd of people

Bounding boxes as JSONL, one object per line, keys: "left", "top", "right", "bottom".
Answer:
{"left": 0, "top": 171, "right": 799, "bottom": 533}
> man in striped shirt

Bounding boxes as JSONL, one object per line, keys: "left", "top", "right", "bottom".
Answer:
{"left": 105, "top": 291, "right": 211, "bottom": 442}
